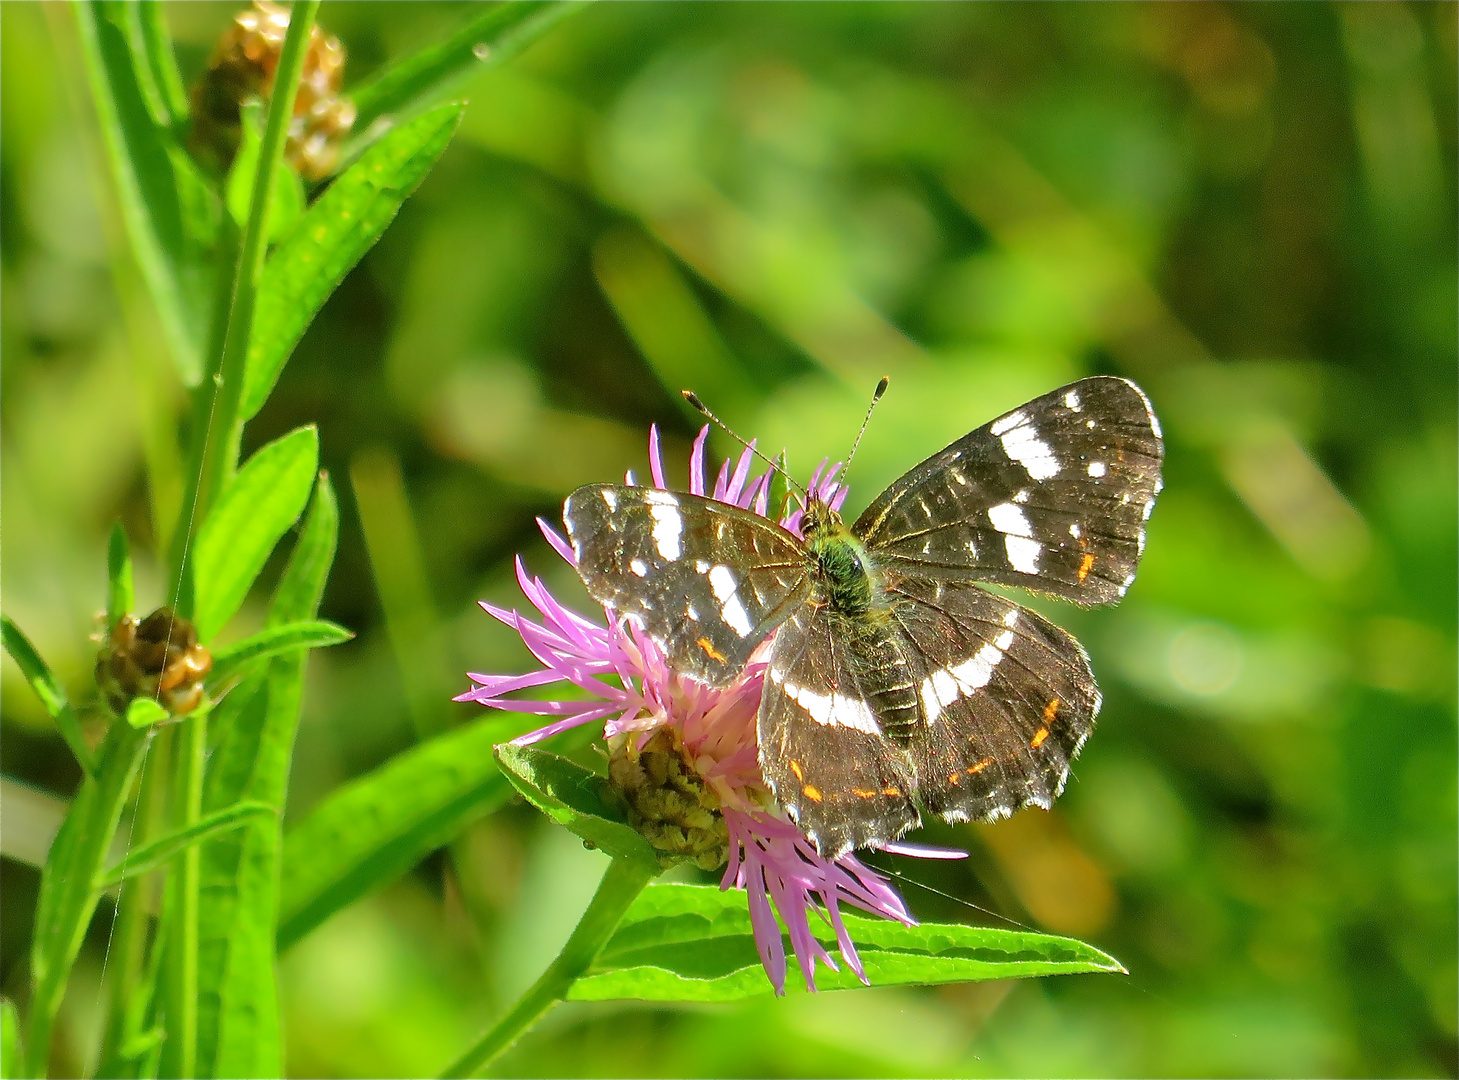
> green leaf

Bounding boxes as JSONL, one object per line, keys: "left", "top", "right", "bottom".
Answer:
{"left": 277, "top": 713, "right": 528, "bottom": 950}
{"left": 123, "top": 697, "right": 170, "bottom": 729}
{"left": 196, "top": 474, "right": 337, "bottom": 1079}
{"left": 493, "top": 743, "right": 660, "bottom": 871}
{"left": 74, "top": 1, "right": 216, "bottom": 383}
{"left": 207, "top": 620, "right": 353, "bottom": 688}
{"left": 97, "top": 801, "right": 274, "bottom": 889}
{"left": 241, "top": 104, "right": 465, "bottom": 421}
{"left": 191, "top": 425, "right": 319, "bottom": 640}
{"left": 107, "top": 523, "right": 135, "bottom": 634}
{"left": 26, "top": 721, "right": 150, "bottom": 1077}
{"left": 349, "top": 2, "right": 584, "bottom": 134}
{"left": 1, "top": 615, "right": 96, "bottom": 775}
{"left": 225, "top": 99, "right": 306, "bottom": 244}
{"left": 1, "top": 997, "right": 22, "bottom": 1080}
{"left": 566, "top": 883, "right": 1125, "bottom": 1002}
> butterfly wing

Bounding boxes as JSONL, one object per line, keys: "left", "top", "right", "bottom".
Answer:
{"left": 854, "top": 376, "right": 1163, "bottom": 605}
{"left": 885, "top": 576, "right": 1101, "bottom": 824}
{"left": 564, "top": 485, "right": 812, "bottom": 687}
{"left": 757, "top": 603, "right": 921, "bottom": 858}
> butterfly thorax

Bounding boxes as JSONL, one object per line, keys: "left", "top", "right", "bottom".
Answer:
{"left": 801, "top": 497, "right": 879, "bottom": 617}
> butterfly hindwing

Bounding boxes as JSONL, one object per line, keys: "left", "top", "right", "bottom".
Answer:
{"left": 885, "top": 576, "right": 1101, "bottom": 825}
{"left": 758, "top": 603, "right": 921, "bottom": 858}
{"left": 854, "top": 376, "right": 1163, "bottom": 605}
{"left": 564, "top": 485, "right": 811, "bottom": 687}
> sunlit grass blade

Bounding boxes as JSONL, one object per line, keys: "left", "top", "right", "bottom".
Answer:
{"left": 1, "top": 615, "right": 96, "bottom": 777}
{"left": 277, "top": 713, "right": 529, "bottom": 949}
{"left": 494, "top": 743, "right": 660, "bottom": 871}
{"left": 73, "top": 0, "right": 215, "bottom": 384}
{"left": 195, "top": 474, "right": 337, "bottom": 1078}
{"left": 25, "top": 721, "right": 149, "bottom": 1078}
{"left": 97, "top": 801, "right": 274, "bottom": 889}
{"left": 565, "top": 883, "right": 1125, "bottom": 1002}
{"left": 191, "top": 425, "right": 319, "bottom": 641}
{"left": 207, "top": 620, "right": 353, "bottom": 688}
{"left": 349, "top": 2, "right": 584, "bottom": 135}
{"left": 241, "top": 104, "right": 464, "bottom": 421}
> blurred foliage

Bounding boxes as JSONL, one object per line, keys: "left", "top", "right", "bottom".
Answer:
{"left": 2, "top": 2, "right": 1455, "bottom": 1077}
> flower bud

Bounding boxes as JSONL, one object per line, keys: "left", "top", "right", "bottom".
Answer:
{"left": 609, "top": 728, "right": 731, "bottom": 871}
{"left": 189, "top": 0, "right": 356, "bottom": 181}
{"left": 95, "top": 608, "right": 212, "bottom": 717}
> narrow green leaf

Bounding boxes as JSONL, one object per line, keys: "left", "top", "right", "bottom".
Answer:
{"left": 565, "top": 883, "right": 1125, "bottom": 1002}
{"left": 278, "top": 713, "right": 529, "bottom": 950}
{"left": 349, "top": 2, "right": 583, "bottom": 133}
{"left": 224, "top": 100, "right": 306, "bottom": 243}
{"left": 74, "top": 0, "right": 215, "bottom": 383}
{"left": 1, "top": 997, "right": 22, "bottom": 1080}
{"left": 192, "top": 425, "right": 319, "bottom": 640}
{"left": 494, "top": 743, "right": 660, "bottom": 871}
{"left": 241, "top": 104, "right": 465, "bottom": 420}
{"left": 123, "top": 697, "right": 170, "bottom": 729}
{"left": 137, "top": 0, "right": 188, "bottom": 124}
{"left": 1, "top": 615, "right": 96, "bottom": 775}
{"left": 207, "top": 619, "right": 353, "bottom": 688}
{"left": 97, "top": 801, "right": 274, "bottom": 889}
{"left": 196, "top": 474, "right": 337, "bottom": 1079}
{"left": 107, "top": 523, "right": 135, "bottom": 634}
{"left": 26, "top": 721, "right": 149, "bottom": 1077}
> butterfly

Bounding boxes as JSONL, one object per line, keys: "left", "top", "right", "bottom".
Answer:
{"left": 562, "top": 376, "right": 1164, "bottom": 858}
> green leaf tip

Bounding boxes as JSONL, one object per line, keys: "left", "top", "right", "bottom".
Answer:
{"left": 493, "top": 743, "right": 661, "bottom": 872}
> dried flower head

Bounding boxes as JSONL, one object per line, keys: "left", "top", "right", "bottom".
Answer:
{"left": 96, "top": 607, "right": 212, "bottom": 716}
{"left": 459, "top": 427, "right": 963, "bottom": 993}
{"left": 190, "top": 0, "right": 356, "bottom": 181}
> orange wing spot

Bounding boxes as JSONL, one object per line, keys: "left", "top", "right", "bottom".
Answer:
{"left": 948, "top": 772, "right": 962, "bottom": 786}
{"left": 696, "top": 637, "right": 727, "bottom": 663}
{"left": 967, "top": 758, "right": 994, "bottom": 775}
{"left": 1043, "top": 697, "right": 1061, "bottom": 723}
{"left": 789, "top": 760, "right": 804, "bottom": 782}
{"left": 1031, "top": 727, "right": 1050, "bottom": 749}
{"left": 1077, "top": 551, "right": 1095, "bottom": 582}
{"left": 851, "top": 788, "right": 878, "bottom": 799}
{"left": 882, "top": 787, "right": 902, "bottom": 797}
{"left": 802, "top": 784, "right": 823, "bottom": 802}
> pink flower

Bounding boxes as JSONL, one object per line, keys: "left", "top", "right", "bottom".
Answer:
{"left": 457, "top": 425, "right": 964, "bottom": 993}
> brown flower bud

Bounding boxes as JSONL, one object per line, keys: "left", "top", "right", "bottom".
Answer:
{"left": 95, "top": 608, "right": 212, "bottom": 717}
{"left": 189, "top": 0, "right": 356, "bottom": 182}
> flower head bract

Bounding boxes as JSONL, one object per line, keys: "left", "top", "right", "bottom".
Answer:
{"left": 458, "top": 425, "right": 964, "bottom": 993}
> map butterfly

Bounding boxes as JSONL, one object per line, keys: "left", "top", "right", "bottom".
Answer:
{"left": 563, "top": 377, "right": 1164, "bottom": 858}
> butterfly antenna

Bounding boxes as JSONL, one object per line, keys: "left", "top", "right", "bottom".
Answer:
{"left": 836, "top": 375, "right": 890, "bottom": 493}
{"left": 682, "top": 390, "right": 806, "bottom": 496}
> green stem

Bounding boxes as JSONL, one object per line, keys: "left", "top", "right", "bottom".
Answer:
{"left": 24, "top": 722, "right": 149, "bottom": 1079}
{"left": 439, "top": 857, "right": 656, "bottom": 1079}
{"left": 178, "top": 0, "right": 318, "bottom": 593}
{"left": 95, "top": 732, "right": 171, "bottom": 1078}
{"left": 159, "top": 718, "right": 206, "bottom": 1078}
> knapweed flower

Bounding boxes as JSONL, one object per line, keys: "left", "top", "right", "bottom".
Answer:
{"left": 458, "top": 427, "right": 964, "bottom": 993}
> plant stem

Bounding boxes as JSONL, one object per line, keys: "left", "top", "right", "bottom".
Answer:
{"left": 159, "top": 718, "right": 206, "bottom": 1078}
{"left": 24, "top": 722, "right": 149, "bottom": 1079}
{"left": 438, "top": 857, "right": 656, "bottom": 1078}
{"left": 180, "top": 0, "right": 319, "bottom": 587}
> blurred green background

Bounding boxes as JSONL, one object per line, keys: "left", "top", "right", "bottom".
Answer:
{"left": 3, "top": 2, "right": 1455, "bottom": 1076}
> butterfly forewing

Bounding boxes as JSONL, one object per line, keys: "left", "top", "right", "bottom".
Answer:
{"left": 759, "top": 603, "right": 921, "bottom": 858}
{"left": 564, "top": 485, "right": 811, "bottom": 687}
{"left": 884, "top": 577, "right": 1100, "bottom": 825}
{"left": 854, "top": 376, "right": 1163, "bottom": 605}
